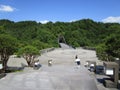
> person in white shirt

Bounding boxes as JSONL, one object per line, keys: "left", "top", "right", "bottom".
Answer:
{"left": 75, "top": 55, "right": 81, "bottom": 65}
{"left": 48, "top": 60, "right": 52, "bottom": 66}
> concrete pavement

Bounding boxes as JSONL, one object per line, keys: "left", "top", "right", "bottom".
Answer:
{"left": 0, "top": 48, "right": 118, "bottom": 90}
{"left": 0, "top": 64, "right": 97, "bottom": 90}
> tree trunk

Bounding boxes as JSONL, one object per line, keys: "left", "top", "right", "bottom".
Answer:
{"left": 24, "top": 55, "right": 35, "bottom": 67}
{"left": 27, "top": 61, "right": 31, "bottom": 67}
{"left": 1, "top": 55, "right": 9, "bottom": 72}
{"left": 23, "top": 55, "right": 31, "bottom": 67}
{"left": 3, "top": 60, "right": 8, "bottom": 71}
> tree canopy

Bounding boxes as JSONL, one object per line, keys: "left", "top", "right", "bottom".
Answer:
{"left": 0, "top": 34, "right": 18, "bottom": 70}
{"left": 0, "top": 19, "right": 120, "bottom": 61}
{"left": 17, "top": 45, "right": 39, "bottom": 66}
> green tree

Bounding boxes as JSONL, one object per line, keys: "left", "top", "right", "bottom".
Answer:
{"left": 0, "top": 34, "right": 18, "bottom": 71}
{"left": 105, "top": 34, "right": 120, "bottom": 60}
{"left": 1, "top": 19, "right": 120, "bottom": 51}
{"left": 18, "top": 45, "right": 40, "bottom": 66}
{"left": 0, "top": 26, "right": 5, "bottom": 34}
{"left": 96, "top": 44, "right": 108, "bottom": 61}
{"left": 96, "top": 34, "right": 120, "bottom": 61}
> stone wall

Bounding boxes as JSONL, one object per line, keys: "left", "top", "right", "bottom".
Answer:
{"left": 40, "top": 47, "right": 55, "bottom": 54}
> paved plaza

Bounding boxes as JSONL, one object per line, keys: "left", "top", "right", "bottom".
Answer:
{"left": 0, "top": 46, "right": 118, "bottom": 90}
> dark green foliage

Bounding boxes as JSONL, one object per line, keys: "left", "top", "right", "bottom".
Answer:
{"left": 96, "top": 44, "right": 108, "bottom": 61}
{"left": 0, "top": 34, "right": 18, "bottom": 70}
{"left": 18, "top": 45, "right": 39, "bottom": 55}
{"left": 17, "top": 45, "right": 39, "bottom": 66}
{"left": 0, "top": 19, "right": 120, "bottom": 61}
{"left": 105, "top": 34, "right": 120, "bottom": 59}
{"left": 96, "top": 33, "right": 120, "bottom": 61}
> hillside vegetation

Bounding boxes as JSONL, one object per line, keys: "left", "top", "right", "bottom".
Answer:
{"left": 0, "top": 19, "right": 120, "bottom": 61}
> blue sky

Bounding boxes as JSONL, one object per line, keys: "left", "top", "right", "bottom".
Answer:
{"left": 0, "top": 0, "right": 120, "bottom": 23}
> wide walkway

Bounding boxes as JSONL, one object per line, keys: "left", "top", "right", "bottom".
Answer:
{"left": 0, "top": 64, "right": 97, "bottom": 90}
{"left": 0, "top": 48, "right": 118, "bottom": 90}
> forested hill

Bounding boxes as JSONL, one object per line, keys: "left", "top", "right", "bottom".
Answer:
{"left": 0, "top": 19, "right": 120, "bottom": 61}
{"left": 0, "top": 19, "right": 120, "bottom": 60}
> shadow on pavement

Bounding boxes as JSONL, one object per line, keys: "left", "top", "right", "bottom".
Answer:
{"left": 5, "top": 63, "right": 28, "bottom": 73}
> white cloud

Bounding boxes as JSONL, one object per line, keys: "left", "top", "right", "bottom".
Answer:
{"left": 69, "top": 19, "right": 77, "bottom": 22}
{"left": 39, "top": 20, "right": 49, "bottom": 24}
{"left": 102, "top": 16, "right": 120, "bottom": 23}
{"left": 0, "top": 5, "right": 15, "bottom": 12}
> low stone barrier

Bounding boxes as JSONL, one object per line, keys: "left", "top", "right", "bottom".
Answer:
{"left": 82, "top": 46, "right": 96, "bottom": 51}
{"left": 40, "top": 47, "right": 55, "bottom": 54}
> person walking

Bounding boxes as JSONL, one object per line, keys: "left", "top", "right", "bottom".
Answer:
{"left": 75, "top": 55, "right": 81, "bottom": 66}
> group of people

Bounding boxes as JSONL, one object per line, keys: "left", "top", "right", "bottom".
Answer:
{"left": 33, "top": 55, "right": 80, "bottom": 69}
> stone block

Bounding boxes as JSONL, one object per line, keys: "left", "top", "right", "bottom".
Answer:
{"left": 104, "top": 80, "right": 117, "bottom": 88}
